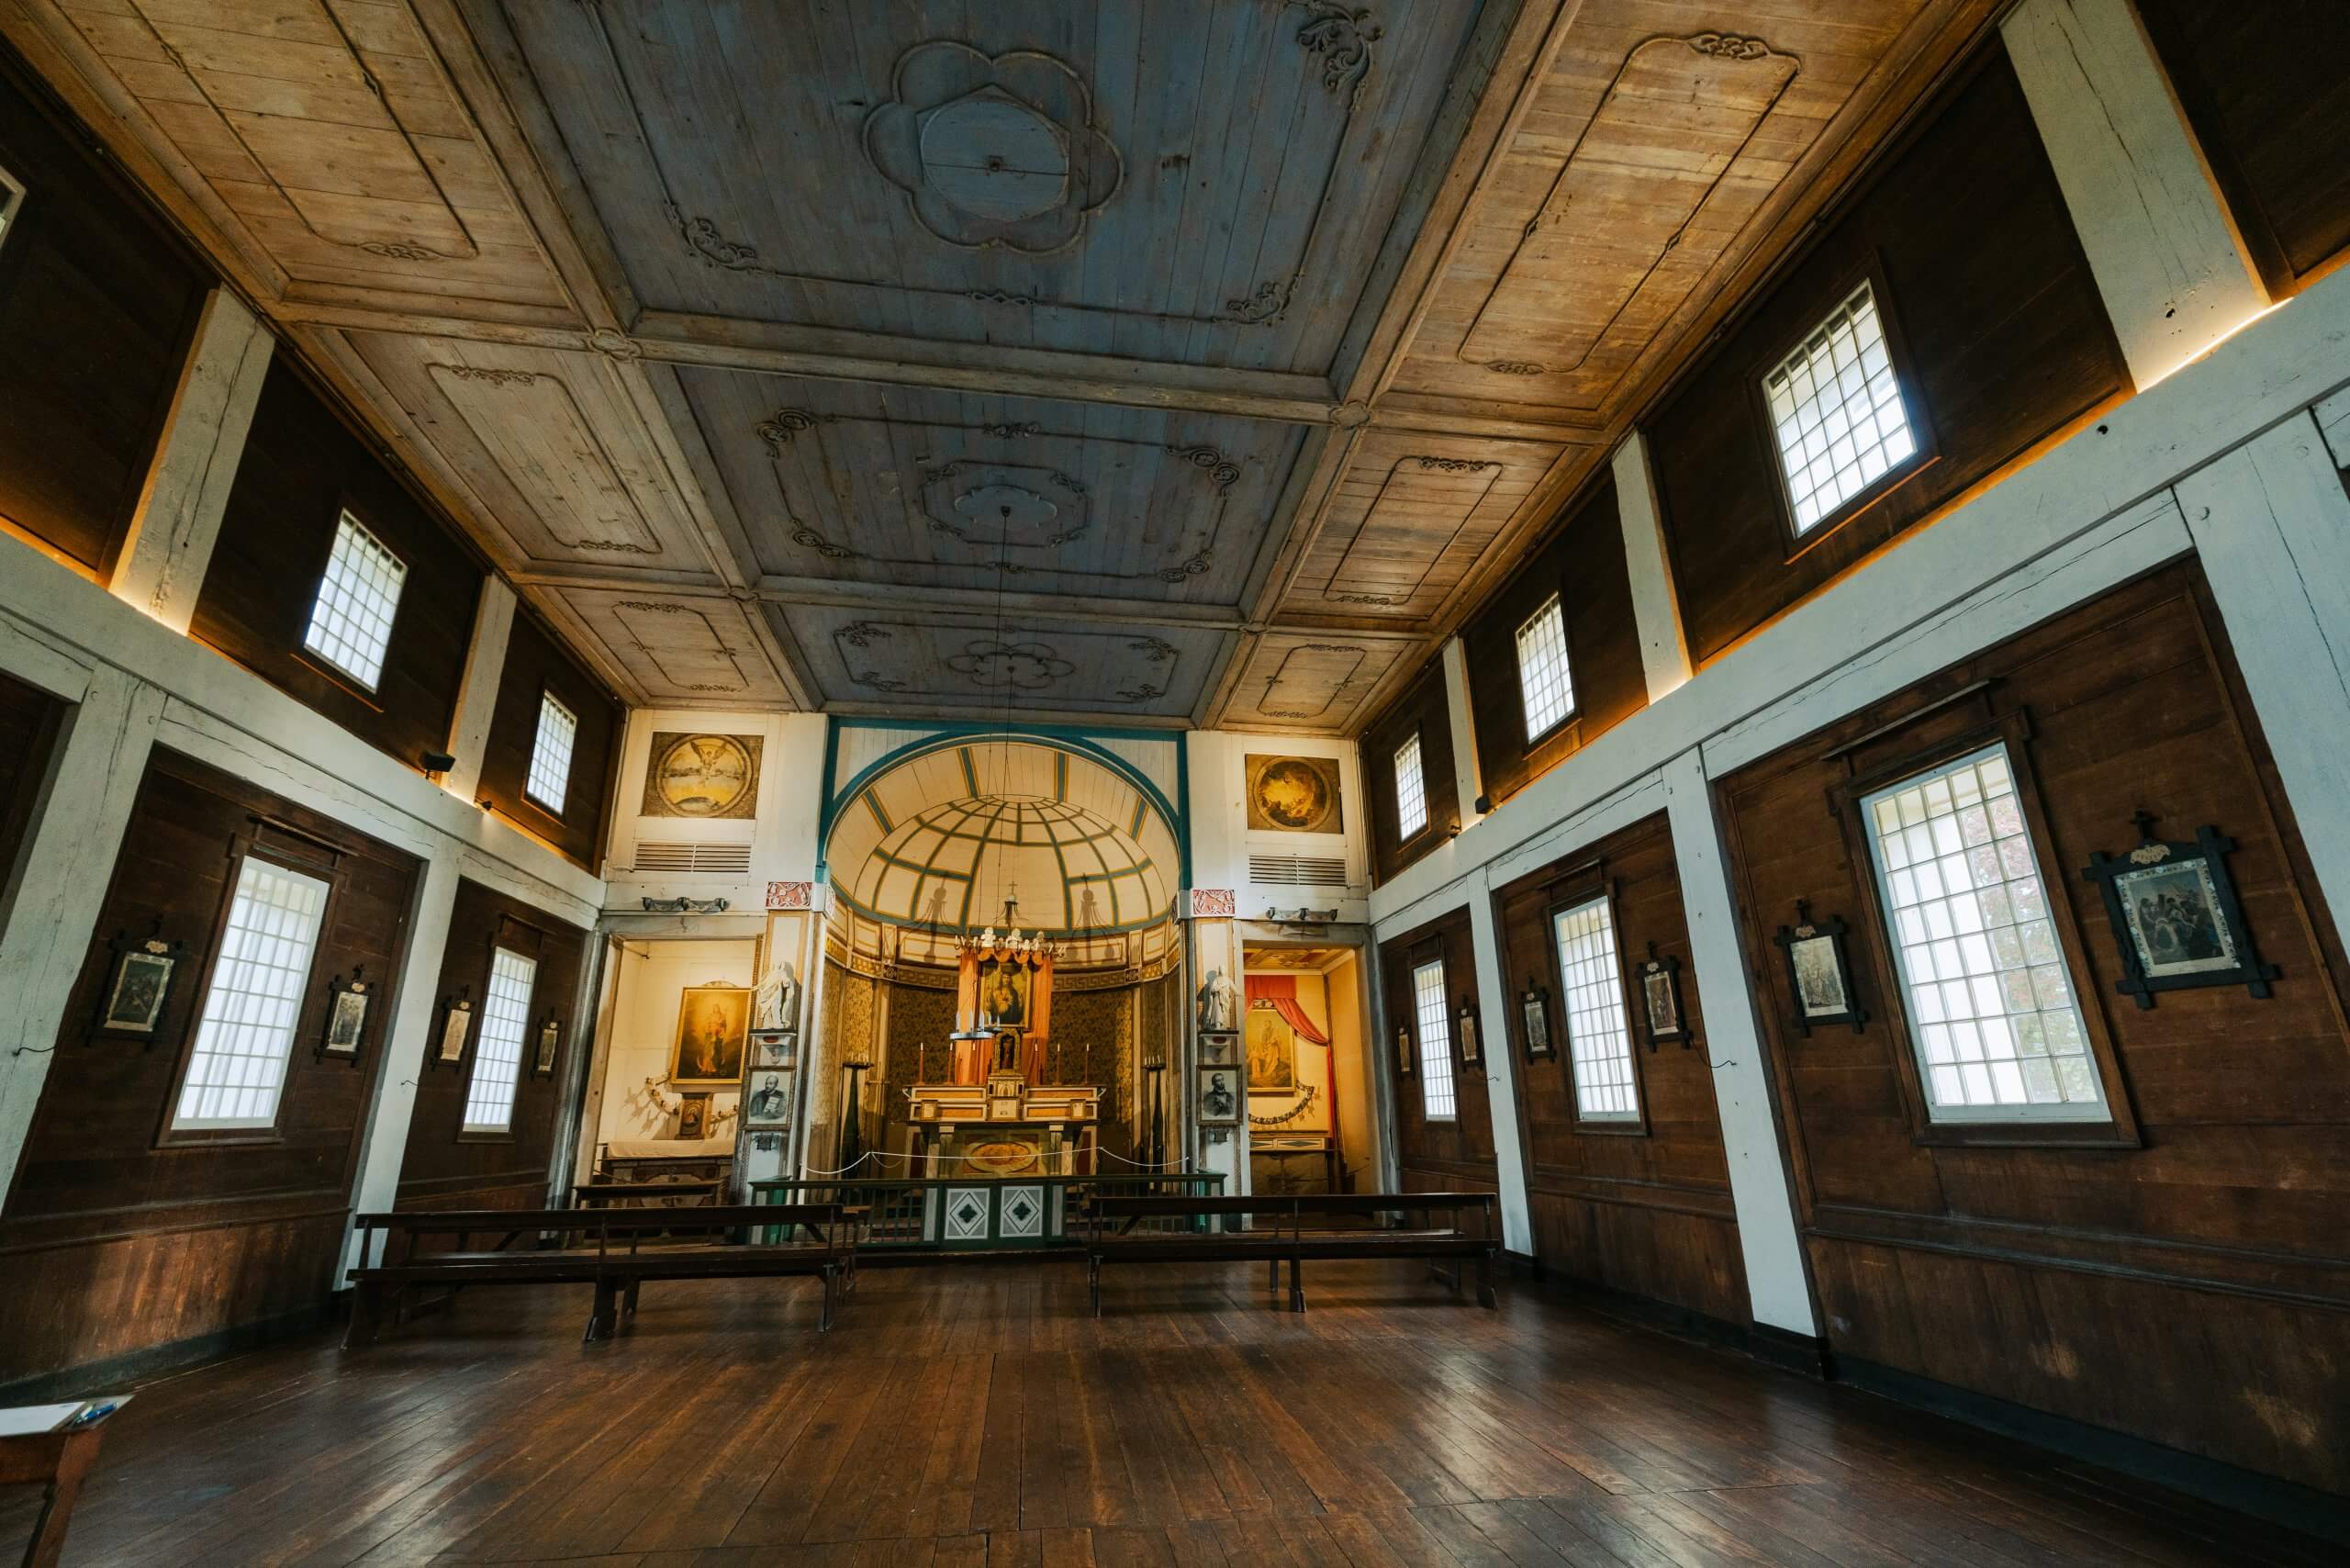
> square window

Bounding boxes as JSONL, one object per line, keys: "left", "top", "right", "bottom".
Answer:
{"left": 1762, "top": 280, "right": 1918, "bottom": 536}
{"left": 1554, "top": 895, "right": 1637, "bottom": 1122}
{"left": 172, "top": 857, "right": 331, "bottom": 1130}
{"left": 1412, "top": 958, "right": 1455, "bottom": 1122}
{"left": 1515, "top": 596, "right": 1574, "bottom": 740}
{"left": 302, "top": 511, "right": 408, "bottom": 691}
{"left": 525, "top": 693, "right": 577, "bottom": 816}
{"left": 463, "top": 946, "right": 537, "bottom": 1133}
{"left": 1393, "top": 733, "right": 1428, "bottom": 840}
{"left": 1860, "top": 745, "right": 2107, "bottom": 1124}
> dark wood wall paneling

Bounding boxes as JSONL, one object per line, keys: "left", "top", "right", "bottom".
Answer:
{"left": 0, "top": 668, "right": 64, "bottom": 895}
{"left": 1377, "top": 909, "right": 1497, "bottom": 1194}
{"left": 193, "top": 358, "right": 484, "bottom": 777}
{"left": 1717, "top": 560, "right": 2350, "bottom": 1495}
{"left": 1648, "top": 42, "right": 2131, "bottom": 667}
{"left": 1492, "top": 812, "right": 1745, "bottom": 1325}
{"left": 395, "top": 878, "right": 588, "bottom": 1213}
{"left": 474, "top": 609, "right": 622, "bottom": 872}
{"left": 1461, "top": 475, "right": 1646, "bottom": 808}
{"left": 0, "top": 46, "right": 208, "bottom": 577}
{"left": 1360, "top": 659, "right": 1457, "bottom": 886}
{"left": 2139, "top": 0, "right": 2350, "bottom": 297}
{"left": 0, "top": 748, "right": 421, "bottom": 1390}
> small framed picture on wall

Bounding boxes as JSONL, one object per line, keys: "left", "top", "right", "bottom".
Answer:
{"left": 1455, "top": 1000, "right": 1482, "bottom": 1069}
{"left": 2080, "top": 814, "right": 2277, "bottom": 1008}
{"left": 95, "top": 938, "right": 182, "bottom": 1040}
{"left": 1636, "top": 946, "right": 1690, "bottom": 1050}
{"left": 533, "top": 1015, "right": 562, "bottom": 1076}
{"left": 435, "top": 996, "right": 473, "bottom": 1065}
{"left": 321, "top": 970, "right": 371, "bottom": 1060}
{"left": 1773, "top": 902, "right": 1865, "bottom": 1035}
{"left": 1518, "top": 983, "right": 1554, "bottom": 1059}
{"left": 1395, "top": 1025, "right": 1415, "bottom": 1078}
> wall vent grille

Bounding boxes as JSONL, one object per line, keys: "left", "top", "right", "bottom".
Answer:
{"left": 629, "top": 842, "right": 753, "bottom": 876}
{"left": 1248, "top": 853, "right": 1349, "bottom": 888}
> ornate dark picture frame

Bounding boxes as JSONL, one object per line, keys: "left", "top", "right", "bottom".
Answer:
{"left": 91, "top": 924, "right": 185, "bottom": 1044}
{"left": 1455, "top": 998, "right": 1483, "bottom": 1069}
{"left": 2081, "top": 812, "right": 2277, "bottom": 1008}
{"left": 1773, "top": 901, "right": 1867, "bottom": 1035}
{"left": 1517, "top": 982, "right": 1554, "bottom": 1059}
{"left": 319, "top": 968, "right": 372, "bottom": 1062}
{"left": 1635, "top": 943, "right": 1691, "bottom": 1050}
{"left": 1394, "top": 1024, "right": 1415, "bottom": 1078}
{"left": 533, "top": 1014, "right": 563, "bottom": 1076}
{"left": 433, "top": 991, "right": 473, "bottom": 1067}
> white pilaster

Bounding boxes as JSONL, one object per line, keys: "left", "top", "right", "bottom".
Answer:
{"left": 1611, "top": 431, "right": 1693, "bottom": 700}
{"left": 2003, "top": 0, "right": 2269, "bottom": 388}
{"left": 0, "top": 669, "right": 166, "bottom": 1202}
{"left": 438, "top": 577, "right": 516, "bottom": 801}
{"left": 341, "top": 842, "right": 464, "bottom": 1272}
{"left": 1440, "top": 636, "right": 1484, "bottom": 825}
{"left": 1660, "top": 747, "right": 1818, "bottom": 1336}
{"left": 2173, "top": 414, "right": 2350, "bottom": 956}
{"left": 107, "top": 288, "right": 274, "bottom": 633}
{"left": 1463, "top": 887, "right": 1533, "bottom": 1255}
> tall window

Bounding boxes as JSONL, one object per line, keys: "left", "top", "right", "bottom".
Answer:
{"left": 303, "top": 511, "right": 407, "bottom": 690}
{"left": 524, "top": 693, "right": 577, "bottom": 815}
{"left": 1411, "top": 958, "right": 1456, "bottom": 1121}
{"left": 1554, "top": 895, "right": 1637, "bottom": 1121}
{"left": 1762, "top": 278, "right": 1917, "bottom": 535}
{"left": 463, "top": 946, "right": 538, "bottom": 1134}
{"left": 1861, "top": 744, "right": 2105, "bottom": 1121}
{"left": 1515, "top": 596, "right": 1574, "bottom": 740}
{"left": 1393, "top": 732, "right": 1428, "bottom": 839}
{"left": 172, "top": 857, "right": 331, "bottom": 1130}
{"left": 0, "top": 163, "right": 24, "bottom": 256}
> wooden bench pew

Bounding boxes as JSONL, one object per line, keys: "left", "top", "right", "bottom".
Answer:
{"left": 1082, "top": 1192, "right": 1498, "bottom": 1315}
{"left": 344, "top": 1204, "right": 846, "bottom": 1347}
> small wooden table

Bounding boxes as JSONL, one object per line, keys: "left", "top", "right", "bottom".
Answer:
{"left": 0, "top": 1423, "right": 104, "bottom": 1568}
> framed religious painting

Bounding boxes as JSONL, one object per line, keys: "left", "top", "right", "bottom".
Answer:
{"left": 1517, "top": 982, "right": 1554, "bottom": 1059}
{"left": 1245, "top": 1004, "right": 1296, "bottom": 1092}
{"left": 92, "top": 927, "right": 185, "bottom": 1042}
{"left": 2081, "top": 814, "right": 2277, "bottom": 1008}
{"left": 1635, "top": 945, "right": 1690, "bottom": 1050}
{"left": 1455, "top": 999, "right": 1483, "bottom": 1069}
{"left": 669, "top": 982, "right": 751, "bottom": 1086}
{"left": 1394, "top": 1025, "right": 1415, "bottom": 1078}
{"left": 435, "top": 996, "right": 473, "bottom": 1065}
{"left": 533, "top": 1015, "right": 562, "bottom": 1076}
{"left": 320, "top": 969, "right": 371, "bottom": 1060}
{"left": 1774, "top": 902, "right": 1866, "bottom": 1035}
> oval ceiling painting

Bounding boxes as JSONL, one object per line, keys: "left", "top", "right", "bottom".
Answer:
{"left": 1247, "top": 754, "right": 1344, "bottom": 834}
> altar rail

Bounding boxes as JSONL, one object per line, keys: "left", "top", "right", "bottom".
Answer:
{"left": 749, "top": 1174, "right": 1225, "bottom": 1252}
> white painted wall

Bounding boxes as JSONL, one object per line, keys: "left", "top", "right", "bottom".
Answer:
{"left": 593, "top": 938, "right": 758, "bottom": 1147}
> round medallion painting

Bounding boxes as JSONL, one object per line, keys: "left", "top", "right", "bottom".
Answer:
{"left": 1246, "top": 754, "right": 1343, "bottom": 834}
{"left": 646, "top": 733, "right": 758, "bottom": 819}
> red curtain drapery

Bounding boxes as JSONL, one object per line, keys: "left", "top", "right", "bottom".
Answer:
{"left": 1246, "top": 973, "right": 1329, "bottom": 1045}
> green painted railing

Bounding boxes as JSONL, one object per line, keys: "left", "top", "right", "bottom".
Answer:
{"left": 749, "top": 1173, "right": 1225, "bottom": 1250}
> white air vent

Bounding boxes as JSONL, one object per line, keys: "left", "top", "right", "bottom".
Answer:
{"left": 1249, "top": 853, "right": 1349, "bottom": 888}
{"left": 629, "top": 842, "right": 753, "bottom": 876}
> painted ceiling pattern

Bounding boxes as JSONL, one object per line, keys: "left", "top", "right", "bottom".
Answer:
{"left": 4, "top": 0, "right": 1989, "bottom": 729}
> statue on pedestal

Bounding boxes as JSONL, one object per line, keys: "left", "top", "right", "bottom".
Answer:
{"left": 1196, "top": 968, "right": 1238, "bottom": 1034}
{"left": 754, "top": 960, "right": 800, "bottom": 1032}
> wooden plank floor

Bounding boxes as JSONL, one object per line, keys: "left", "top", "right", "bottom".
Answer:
{"left": 1, "top": 1260, "right": 2329, "bottom": 1567}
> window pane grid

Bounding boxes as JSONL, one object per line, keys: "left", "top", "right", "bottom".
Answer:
{"left": 302, "top": 512, "right": 407, "bottom": 690}
{"left": 463, "top": 946, "right": 537, "bottom": 1133}
{"left": 1863, "top": 744, "right": 2106, "bottom": 1120}
{"left": 1555, "top": 896, "right": 1637, "bottom": 1120}
{"left": 1393, "top": 734, "right": 1428, "bottom": 839}
{"left": 1763, "top": 279, "right": 1917, "bottom": 534}
{"left": 1412, "top": 959, "right": 1456, "bottom": 1122}
{"left": 1516, "top": 597, "right": 1574, "bottom": 740}
{"left": 173, "top": 858, "right": 330, "bottom": 1129}
{"left": 525, "top": 694, "right": 577, "bottom": 815}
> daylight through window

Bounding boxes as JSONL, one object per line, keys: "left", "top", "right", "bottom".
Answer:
{"left": 463, "top": 946, "right": 538, "bottom": 1134}
{"left": 1763, "top": 278, "right": 1917, "bottom": 534}
{"left": 1412, "top": 958, "right": 1456, "bottom": 1121}
{"left": 1554, "top": 895, "right": 1637, "bottom": 1120}
{"left": 1393, "top": 733, "right": 1428, "bottom": 839}
{"left": 172, "top": 857, "right": 331, "bottom": 1130}
{"left": 1861, "top": 744, "right": 2106, "bottom": 1120}
{"left": 525, "top": 693, "right": 577, "bottom": 815}
{"left": 1515, "top": 596, "right": 1574, "bottom": 740}
{"left": 302, "top": 511, "right": 408, "bottom": 691}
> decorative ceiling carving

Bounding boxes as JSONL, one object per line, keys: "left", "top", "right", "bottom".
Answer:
{"left": 5, "top": 0, "right": 1998, "bottom": 726}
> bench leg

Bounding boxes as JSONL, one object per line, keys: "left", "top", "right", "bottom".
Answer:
{"left": 1091, "top": 1260, "right": 1102, "bottom": 1318}
{"left": 1269, "top": 1257, "right": 1280, "bottom": 1292}
{"left": 1477, "top": 1250, "right": 1498, "bottom": 1310}
{"left": 342, "top": 1282, "right": 383, "bottom": 1350}
{"left": 819, "top": 1264, "right": 836, "bottom": 1333}
{"left": 623, "top": 1277, "right": 642, "bottom": 1318}
{"left": 1288, "top": 1257, "right": 1305, "bottom": 1315}
{"left": 585, "top": 1279, "right": 618, "bottom": 1343}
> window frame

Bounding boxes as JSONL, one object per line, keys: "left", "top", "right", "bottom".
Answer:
{"left": 157, "top": 826, "right": 346, "bottom": 1148}
{"left": 1513, "top": 592, "right": 1578, "bottom": 745}
{"left": 459, "top": 940, "right": 539, "bottom": 1140}
{"left": 1749, "top": 256, "right": 1940, "bottom": 563}
{"left": 1544, "top": 875, "right": 1650, "bottom": 1137}
{"left": 521, "top": 687, "right": 577, "bottom": 821}
{"left": 1830, "top": 709, "right": 2140, "bottom": 1149}
{"left": 1408, "top": 948, "right": 1458, "bottom": 1125}
{"left": 1391, "top": 726, "right": 1431, "bottom": 845}
{"left": 296, "top": 502, "right": 408, "bottom": 703}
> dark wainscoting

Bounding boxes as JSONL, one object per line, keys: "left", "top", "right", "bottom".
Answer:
{"left": 195, "top": 358, "right": 483, "bottom": 777}
{"left": 1492, "top": 810, "right": 1747, "bottom": 1327}
{"left": 474, "top": 609, "right": 621, "bottom": 873}
{"left": 1360, "top": 659, "right": 1456, "bottom": 887}
{"left": 2139, "top": 0, "right": 2350, "bottom": 297}
{"left": 0, "top": 667, "right": 63, "bottom": 892}
{"left": 395, "top": 878, "right": 588, "bottom": 1215}
{"left": 1377, "top": 909, "right": 1498, "bottom": 1195}
{"left": 1648, "top": 39, "right": 2130, "bottom": 667}
{"left": 0, "top": 748, "right": 421, "bottom": 1391}
{"left": 1461, "top": 474, "right": 1645, "bottom": 809}
{"left": 1716, "top": 560, "right": 2350, "bottom": 1495}
{"left": 0, "top": 43, "right": 208, "bottom": 577}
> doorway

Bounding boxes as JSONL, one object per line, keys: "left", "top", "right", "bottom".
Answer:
{"left": 1239, "top": 942, "right": 1378, "bottom": 1194}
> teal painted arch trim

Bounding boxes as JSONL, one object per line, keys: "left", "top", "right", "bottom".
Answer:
{"left": 818, "top": 724, "right": 1189, "bottom": 889}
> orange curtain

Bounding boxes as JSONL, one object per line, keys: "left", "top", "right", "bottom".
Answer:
{"left": 1247, "top": 973, "right": 1329, "bottom": 1045}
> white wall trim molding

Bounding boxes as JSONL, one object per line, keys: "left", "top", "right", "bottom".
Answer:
{"left": 2002, "top": 0, "right": 2270, "bottom": 388}
{"left": 440, "top": 577, "right": 517, "bottom": 803}
{"left": 106, "top": 288, "right": 275, "bottom": 634}
{"left": 1611, "top": 431, "right": 1693, "bottom": 700}
{"left": 1440, "top": 636, "right": 1485, "bottom": 827}
{"left": 1463, "top": 890, "right": 1532, "bottom": 1253}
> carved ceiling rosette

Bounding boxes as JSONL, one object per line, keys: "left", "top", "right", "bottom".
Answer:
{"left": 863, "top": 43, "right": 1123, "bottom": 254}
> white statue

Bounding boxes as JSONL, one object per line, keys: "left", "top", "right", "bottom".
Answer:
{"left": 1197, "top": 968, "right": 1238, "bottom": 1033}
{"left": 754, "top": 960, "right": 800, "bottom": 1032}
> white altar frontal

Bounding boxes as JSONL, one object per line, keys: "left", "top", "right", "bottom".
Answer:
{"left": 904, "top": 1068, "right": 1102, "bottom": 1177}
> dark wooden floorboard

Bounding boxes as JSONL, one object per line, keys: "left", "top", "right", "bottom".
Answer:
{"left": 0, "top": 1260, "right": 2329, "bottom": 1567}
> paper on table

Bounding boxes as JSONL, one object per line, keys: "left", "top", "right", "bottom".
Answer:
{"left": 0, "top": 1395, "right": 132, "bottom": 1436}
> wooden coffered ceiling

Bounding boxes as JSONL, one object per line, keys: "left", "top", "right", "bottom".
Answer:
{"left": 5, "top": 0, "right": 2001, "bottom": 731}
